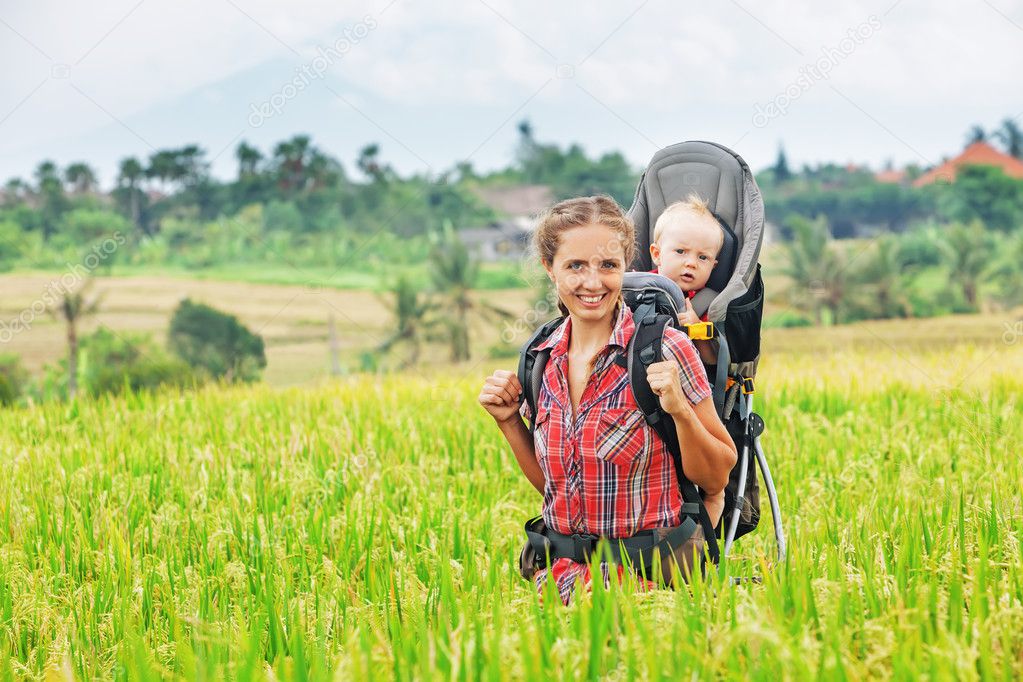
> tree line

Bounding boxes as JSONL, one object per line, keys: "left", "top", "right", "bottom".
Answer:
{"left": 0, "top": 123, "right": 637, "bottom": 277}
{"left": 2, "top": 119, "right": 1023, "bottom": 392}
{"left": 3, "top": 118, "right": 1022, "bottom": 277}
{"left": 777, "top": 216, "right": 1022, "bottom": 328}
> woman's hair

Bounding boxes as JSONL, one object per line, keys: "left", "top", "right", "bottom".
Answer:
{"left": 534, "top": 195, "right": 636, "bottom": 267}
{"left": 532, "top": 195, "right": 636, "bottom": 317}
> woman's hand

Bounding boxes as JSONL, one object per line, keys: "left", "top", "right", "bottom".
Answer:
{"left": 646, "top": 360, "right": 692, "bottom": 417}
{"left": 478, "top": 370, "right": 524, "bottom": 424}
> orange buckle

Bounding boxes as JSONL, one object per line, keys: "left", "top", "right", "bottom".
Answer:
{"left": 683, "top": 321, "right": 715, "bottom": 340}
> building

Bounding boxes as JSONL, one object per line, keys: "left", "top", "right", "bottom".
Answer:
{"left": 460, "top": 184, "right": 554, "bottom": 261}
{"left": 874, "top": 168, "right": 907, "bottom": 184}
{"left": 472, "top": 185, "right": 553, "bottom": 219}
{"left": 913, "top": 142, "right": 1023, "bottom": 187}
{"left": 457, "top": 219, "right": 533, "bottom": 261}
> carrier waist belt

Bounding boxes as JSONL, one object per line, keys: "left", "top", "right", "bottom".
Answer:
{"left": 524, "top": 503, "right": 701, "bottom": 568}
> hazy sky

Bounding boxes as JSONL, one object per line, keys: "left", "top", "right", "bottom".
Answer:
{"left": 1, "top": 0, "right": 1021, "bottom": 186}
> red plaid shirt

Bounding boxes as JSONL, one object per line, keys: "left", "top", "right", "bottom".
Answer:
{"left": 519, "top": 304, "right": 712, "bottom": 603}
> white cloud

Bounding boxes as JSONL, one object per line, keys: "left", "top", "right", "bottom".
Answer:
{"left": 1, "top": 0, "right": 1021, "bottom": 184}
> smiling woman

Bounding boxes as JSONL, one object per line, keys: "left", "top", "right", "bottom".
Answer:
{"left": 477, "top": 195, "right": 737, "bottom": 605}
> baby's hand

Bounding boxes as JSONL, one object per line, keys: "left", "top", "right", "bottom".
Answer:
{"left": 679, "top": 297, "right": 700, "bottom": 326}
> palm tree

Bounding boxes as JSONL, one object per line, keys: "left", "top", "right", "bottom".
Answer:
{"left": 235, "top": 141, "right": 263, "bottom": 179}
{"left": 990, "top": 230, "right": 1023, "bottom": 308}
{"left": 517, "top": 119, "right": 534, "bottom": 141}
{"left": 939, "top": 221, "right": 995, "bottom": 310}
{"left": 272, "top": 134, "right": 313, "bottom": 194}
{"left": 994, "top": 118, "right": 1023, "bottom": 159}
{"left": 117, "top": 157, "right": 145, "bottom": 231}
{"left": 64, "top": 162, "right": 98, "bottom": 194}
{"left": 49, "top": 279, "right": 103, "bottom": 400}
{"left": 780, "top": 215, "right": 847, "bottom": 325}
{"left": 428, "top": 222, "right": 514, "bottom": 361}
{"left": 34, "top": 160, "right": 59, "bottom": 186}
{"left": 146, "top": 149, "right": 181, "bottom": 194}
{"left": 3, "top": 178, "right": 29, "bottom": 204}
{"left": 357, "top": 143, "right": 386, "bottom": 184}
{"left": 376, "top": 276, "right": 436, "bottom": 368}
{"left": 847, "top": 236, "right": 915, "bottom": 319}
{"left": 965, "top": 125, "right": 988, "bottom": 145}
{"left": 306, "top": 150, "right": 343, "bottom": 190}
{"left": 176, "top": 145, "right": 208, "bottom": 189}
{"left": 34, "top": 160, "right": 67, "bottom": 238}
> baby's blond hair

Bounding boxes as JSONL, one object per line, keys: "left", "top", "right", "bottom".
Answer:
{"left": 652, "top": 194, "right": 724, "bottom": 254}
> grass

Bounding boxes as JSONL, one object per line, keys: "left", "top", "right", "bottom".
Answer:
{"left": 0, "top": 273, "right": 528, "bottom": 387}
{"left": 91, "top": 261, "right": 530, "bottom": 292}
{"left": 3, "top": 267, "right": 1019, "bottom": 392}
{"left": 0, "top": 321, "right": 1021, "bottom": 679}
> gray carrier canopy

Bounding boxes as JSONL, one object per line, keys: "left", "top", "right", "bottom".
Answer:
{"left": 627, "top": 140, "right": 766, "bottom": 381}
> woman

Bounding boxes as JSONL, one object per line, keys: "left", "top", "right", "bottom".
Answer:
{"left": 478, "top": 195, "right": 737, "bottom": 604}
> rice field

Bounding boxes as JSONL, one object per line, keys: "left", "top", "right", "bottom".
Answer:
{"left": 0, "top": 324, "right": 1021, "bottom": 679}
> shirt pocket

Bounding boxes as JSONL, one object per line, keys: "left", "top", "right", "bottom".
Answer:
{"left": 594, "top": 408, "right": 648, "bottom": 467}
{"left": 533, "top": 404, "right": 552, "bottom": 463}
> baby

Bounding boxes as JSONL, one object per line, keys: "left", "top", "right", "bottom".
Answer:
{"left": 649, "top": 195, "right": 724, "bottom": 366}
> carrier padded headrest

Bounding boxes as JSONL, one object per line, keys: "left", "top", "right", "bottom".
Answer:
{"left": 629, "top": 141, "right": 747, "bottom": 273}
{"left": 706, "top": 213, "right": 737, "bottom": 293}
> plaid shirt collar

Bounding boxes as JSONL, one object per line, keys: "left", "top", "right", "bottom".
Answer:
{"left": 534, "top": 302, "right": 634, "bottom": 362}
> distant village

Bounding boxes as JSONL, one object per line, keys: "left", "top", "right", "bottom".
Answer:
{"left": 456, "top": 140, "right": 1023, "bottom": 262}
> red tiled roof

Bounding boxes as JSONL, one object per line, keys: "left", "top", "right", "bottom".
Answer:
{"left": 913, "top": 142, "right": 1023, "bottom": 187}
{"left": 874, "top": 169, "right": 906, "bottom": 184}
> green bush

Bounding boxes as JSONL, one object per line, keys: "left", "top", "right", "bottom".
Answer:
{"left": 168, "top": 299, "right": 266, "bottom": 382}
{"left": 477, "top": 262, "right": 528, "bottom": 289}
{"left": 77, "top": 328, "right": 197, "bottom": 398}
{"left": 0, "top": 221, "right": 28, "bottom": 272}
{"left": 763, "top": 310, "right": 813, "bottom": 328}
{"left": 486, "top": 342, "right": 519, "bottom": 359}
{"left": 937, "top": 165, "right": 1023, "bottom": 232}
{"left": 263, "top": 200, "right": 305, "bottom": 233}
{"left": 0, "top": 354, "right": 28, "bottom": 406}
{"left": 897, "top": 225, "right": 945, "bottom": 268}
{"left": 905, "top": 290, "right": 941, "bottom": 318}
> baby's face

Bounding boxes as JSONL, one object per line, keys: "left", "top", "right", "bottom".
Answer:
{"left": 651, "top": 216, "right": 720, "bottom": 292}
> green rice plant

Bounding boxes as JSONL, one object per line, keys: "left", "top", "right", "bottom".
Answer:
{"left": 0, "top": 341, "right": 1020, "bottom": 680}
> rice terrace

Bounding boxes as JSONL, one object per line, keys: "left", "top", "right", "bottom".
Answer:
{"left": 1, "top": 270, "right": 1020, "bottom": 679}
{"left": 3, "top": 1, "right": 1023, "bottom": 679}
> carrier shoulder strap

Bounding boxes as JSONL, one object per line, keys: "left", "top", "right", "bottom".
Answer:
{"left": 626, "top": 314, "right": 721, "bottom": 565}
{"left": 516, "top": 316, "right": 565, "bottom": 432}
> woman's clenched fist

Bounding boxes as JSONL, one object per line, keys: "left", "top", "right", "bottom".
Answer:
{"left": 478, "top": 370, "right": 524, "bottom": 424}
